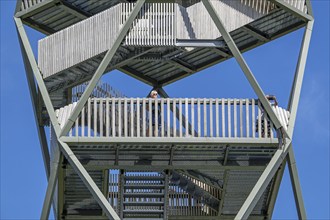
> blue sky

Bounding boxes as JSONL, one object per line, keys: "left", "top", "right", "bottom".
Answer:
{"left": 1, "top": 1, "right": 329, "bottom": 219}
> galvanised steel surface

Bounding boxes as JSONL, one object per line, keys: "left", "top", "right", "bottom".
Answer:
{"left": 15, "top": 0, "right": 314, "bottom": 219}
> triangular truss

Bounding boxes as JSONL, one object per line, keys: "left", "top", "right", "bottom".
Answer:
{"left": 15, "top": 0, "right": 314, "bottom": 219}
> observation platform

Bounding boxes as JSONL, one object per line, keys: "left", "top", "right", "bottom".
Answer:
{"left": 15, "top": 0, "right": 309, "bottom": 108}
{"left": 51, "top": 97, "right": 289, "bottom": 219}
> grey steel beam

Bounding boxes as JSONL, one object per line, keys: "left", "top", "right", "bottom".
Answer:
{"left": 269, "top": 0, "right": 314, "bottom": 21}
{"left": 235, "top": 20, "right": 313, "bottom": 219}
{"left": 41, "top": 144, "right": 61, "bottom": 220}
{"left": 267, "top": 20, "right": 313, "bottom": 219}
{"left": 176, "top": 39, "right": 226, "bottom": 48}
{"left": 202, "top": 0, "right": 287, "bottom": 136}
{"left": 264, "top": 160, "right": 286, "bottom": 219}
{"left": 287, "top": 20, "right": 314, "bottom": 137}
{"left": 212, "top": 48, "right": 230, "bottom": 58}
{"left": 118, "top": 66, "right": 157, "bottom": 86}
{"left": 167, "top": 59, "right": 194, "bottom": 73}
{"left": 15, "top": 17, "right": 63, "bottom": 220}
{"left": 17, "top": 32, "right": 50, "bottom": 178}
{"left": 14, "top": 17, "right": 61, "bottom": 133}
{"left": 58, "top": 0, "right": 91, "bottom": 19}
{"left": 235, "top": 138, "right": 291, "bottom": 219}
{"left": 241, "top": 25, "right": 269, "bottom": 43}
{"left": 287, "top": 146, "right": 306, "bottom": 219}
{"left": 60, "top": 0, "right": 146, "bottom": 137}
{"left": 57, "top": 140, "right": 120, "bottom": 220}
{"left": 284, "top": 20, "right": 314, "bottom": 220}
{"left": 60, "top": 136, "right": 279, "bottom": 146}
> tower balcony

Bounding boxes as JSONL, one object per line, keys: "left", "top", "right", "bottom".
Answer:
{"left": 31, "top": 1, "right": 310, "bottom": 109}
{"left": 55, "top": 97, "right": 289, "bottom": 170}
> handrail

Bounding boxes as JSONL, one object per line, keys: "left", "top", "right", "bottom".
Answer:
{"left": 56, "top": 98, "right": 280, "bottom": 139}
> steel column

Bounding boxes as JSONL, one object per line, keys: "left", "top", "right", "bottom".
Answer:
{"left": 235, "top": 19, "right": 313, "bottom": 220}
{"left": 15, "top": 17, "right": 64, "bottom": 220}
{"left": 17, "top": 30, "right": 50, "bottom": 178}
{"left": 287, "top": 20, "right": 314, "bottom": 137}
{"left": 201, "top": 0, "right": 287, "bottom": 137}
{"left": 60, "top": 0, "right": 146, "bottom": 137}
{"left": 287, "top": 146, "right": 307, "bottom": 219}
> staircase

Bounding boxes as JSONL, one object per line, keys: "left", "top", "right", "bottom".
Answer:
{"left": 121, "top": 171, "right": 168, "bottom": 220}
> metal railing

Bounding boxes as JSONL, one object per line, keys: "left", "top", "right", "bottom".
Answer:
{"left": 59, "top": 98, "right": 278, "bottom": 138}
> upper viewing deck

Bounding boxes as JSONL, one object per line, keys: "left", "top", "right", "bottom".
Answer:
{"left": 15, "top": 0, "right": 310, "bottom": 108}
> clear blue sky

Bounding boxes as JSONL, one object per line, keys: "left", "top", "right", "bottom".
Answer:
{"left": 1, "top": 1, "right": 329, "bottom": 219}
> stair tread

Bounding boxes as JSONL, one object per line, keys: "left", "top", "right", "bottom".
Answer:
{"left": 123, "top": 209, "right": 164, "bottom": 213}
{"left": 124, "top": 201, "right": 164, "bottom": 205}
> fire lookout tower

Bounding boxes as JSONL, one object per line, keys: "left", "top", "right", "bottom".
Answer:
{"left": 15, "top": 0, "right": 314, "bottom": 219}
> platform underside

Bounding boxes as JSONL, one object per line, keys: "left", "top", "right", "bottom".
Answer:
{"left": 55, "top": 140, "right": 279, "bottom": 219}
{"left": 39, "top": 7, "right": 306, "bottom": 108}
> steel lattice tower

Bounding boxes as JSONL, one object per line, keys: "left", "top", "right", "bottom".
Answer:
{"left": 15, "top": 0, "right": 314, "bottom": 219}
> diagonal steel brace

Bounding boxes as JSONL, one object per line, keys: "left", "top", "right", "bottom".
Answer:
{"left": 202, "top": 0, "right": 289, "bottom": 139}
{"left": 60, "top": 0, "right": 146, "bottom": 137}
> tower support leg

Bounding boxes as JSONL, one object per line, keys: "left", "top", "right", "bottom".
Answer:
{"left": 235, "top": 19, "right": 313, "bottom": 219}
{"left": 287, "top": 146, "right": 307, "bottom": 219}
{"left": 17, "top": 27, "right": 50, "bottom": 179}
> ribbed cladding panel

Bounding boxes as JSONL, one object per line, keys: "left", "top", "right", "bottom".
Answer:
{"left": 221, "top": 170, "right": 270, "bottom": 215}
{"left": 38, "top": 4, "right": 122, "bottom": 78}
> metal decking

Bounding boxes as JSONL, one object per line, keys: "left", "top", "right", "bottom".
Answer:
{"left": 15, "top": 0, "right": 312, "bottom": 219}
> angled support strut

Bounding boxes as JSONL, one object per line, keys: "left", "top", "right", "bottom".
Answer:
{"left": 202, "top": 0, "right": 288, "bottom": 138}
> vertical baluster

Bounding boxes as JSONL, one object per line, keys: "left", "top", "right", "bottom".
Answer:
{"left": 130, "top": 98, "right": 134, "bottom": 137}
{"left": 246, "top": 98, "right": 249, "bottom": 138}
{"left": 155, "top": 98, "right": 158, "bottom": 137}
{"left": 167, "top": 98, "right": 170, "bottom": 137}
{"left": 228, "top": 99, "right": 231, "bottom": 138}
{"left": 222, "top": 98, "right": 225, "bottom": 137}
{"left": 142, "top": 98, "right": 146, "bottom": 137}
{"left": 234, "top": 99, "right": 237, "bottom": 138}
{"left": 106, "top": 99, "right": 109, "bottom": 137}
{"left": 112, "top": 98, "right": 116, "bottom": 137}
{"left": 209, "top": 99, "right": 213, "bottom": 137}
{"left": 252, "top": 99, "right": 255, "bottom": 138}
{"left": 203, "top": 98, "right": 207, "bottom": 137}
{"left": 88, "top": 98, "right": 91, "bottom": 137}
{"left": 124, "top": 98, "right": 128, "bottom": 137}
{"left": 100, "top": 98, "right": 103, "bottom": 137}
{"left": 179, "top": 99, "right": 182, "bottom": 137}
{"left": 137, "top": 98, "right": 140, "bottom": 137}
{"left": 191, "top": 98, "right": 195, "bottom": 137}
{"left": 185, "top": 98, "right": 189, "bottom": 136}
{"left": 161, "top": 98, "right": 164, "bottom": 137}
{"left": 258, "top": 101, "right": 262, "bottom": 138}
{"left": 93, "top": 99, "right": 97, "bottom": 136}
{"left": 240, "top": 99, "right": 243, "bottom": 137}
{"left": 197, "top": 99, "right": 201, "bottom": 137}
{"left": 172, "top": 99, "right": 176, "bottom": 137}
{"left": 264, "top": 112, "right": 268, "bottom": 138}
{"left": 81, "top": 105, "right": 85, "bottom": 137}
{"left": 118, "top": 98, "right": 122, "bottom": 137}
{"left": 216, "top": 99, "right": 219, "bottom": 137}
{"left": 149, "top": 98, "right": 152, "bottom": 137}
